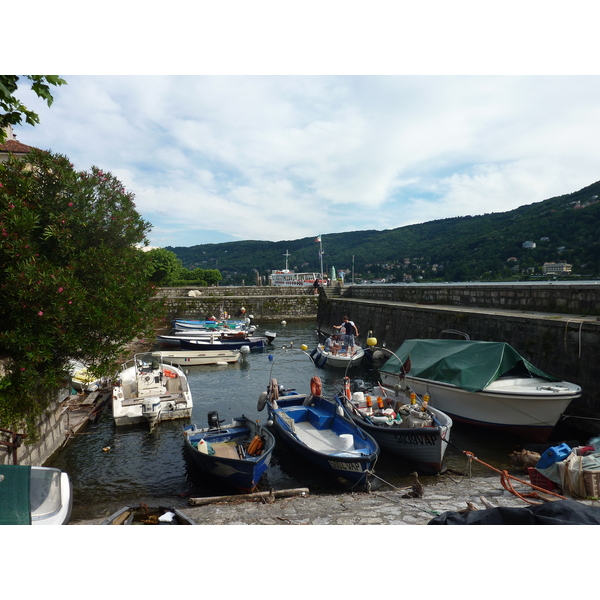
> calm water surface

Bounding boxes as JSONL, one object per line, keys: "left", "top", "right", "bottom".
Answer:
{"left": 48, "top": 320, "right": 580, "bottom": 521}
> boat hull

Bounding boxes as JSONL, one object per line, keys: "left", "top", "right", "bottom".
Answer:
{"left": 0, "top": 465, "right": 72, "bottom": 525}
{"left": 179, "top": 337, "right": 267, "bottom": 351}
{"left": 183, "top": 417, "right": 275, "bottom": 492}
{"left": 267, "top": 394, "right": 379, "bottom": 488}
{"left": 339, "top": 391, "right": 452, "bottom": 474}
{"left": 112, "top": 353, "right": 194, "bottom": 428}
{"left": 157, "top": 349, "right": 240, "bottom": 366}
{"left": 311, "top": 345, "right": 364, "bottom": 369}
{"left": 101, "top": 505, "right": 196, "bottom": 525}
{"left": 380, "top": 372, "right": 580, "bottom": 442}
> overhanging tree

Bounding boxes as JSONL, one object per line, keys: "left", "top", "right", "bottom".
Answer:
{"left": 0, "top": 149, "right": 165, "bottom": 438}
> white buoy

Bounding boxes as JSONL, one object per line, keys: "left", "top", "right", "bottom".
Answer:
{"left": 240, "top": 345, "right": 251, "bottom": 355}
{"left": 281, "top": 320, "right": 287, "bottom": 326}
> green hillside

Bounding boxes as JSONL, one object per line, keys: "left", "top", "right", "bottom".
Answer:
{"left": 166, "top": 180, "right": 600, "bottom": 284}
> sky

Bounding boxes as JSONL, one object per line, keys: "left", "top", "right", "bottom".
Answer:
{"left": 6, "top": 3, "right": 600, "bottom": 252}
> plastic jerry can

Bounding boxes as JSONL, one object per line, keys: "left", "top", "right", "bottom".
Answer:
{"left": 536, "top": 443, "right": 572, "bottom": 469}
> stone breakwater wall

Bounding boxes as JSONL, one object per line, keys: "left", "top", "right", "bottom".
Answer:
{"left": 318, "top": 292, "right": 600, "bottom": 435}
{"left": 155, "top": 286, "right": 318, "bottom": 322}
{"left": 342, "top": 283, "right": 600, "bottom": 315}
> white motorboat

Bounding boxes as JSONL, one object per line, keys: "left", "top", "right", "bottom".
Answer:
{"left": 310, "top": 343, "right": 365, "bottom": 369}
{"left": 378, "top": 339, "right": 582, "bottom": 442}
{"left": 112, "top": 352, "right": 193, "bottom": 428}
{"left": 0, "top": 465, "right": 72, "bottom": 525}
{"left": 156, "top": 349, "right": 241, "bottom": 366}
{"left": 69, "top": 360, "right": 104, "bottom": 392}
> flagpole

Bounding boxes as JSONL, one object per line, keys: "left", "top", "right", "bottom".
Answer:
{"left": 319, "top": 234, "right": 323, "bottom": 277}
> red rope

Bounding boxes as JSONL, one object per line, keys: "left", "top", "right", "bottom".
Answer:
{"left": 463, "top": 451, "right": 567, "bottom": 505}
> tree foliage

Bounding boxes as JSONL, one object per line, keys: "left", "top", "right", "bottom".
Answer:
{"left": 0, "top": 149, "right": 165, "bottom": 437}
{"left": 0, "top": 75, "right": 67, "bottom": 143}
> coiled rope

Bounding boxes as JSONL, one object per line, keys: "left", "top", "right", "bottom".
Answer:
{"left": 463, "top": 450, "right": 567, "bottom": 505}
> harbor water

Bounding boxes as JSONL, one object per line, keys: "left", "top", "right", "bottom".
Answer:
{"left": 47, "top": 320, "right": 583, "bottom": 523}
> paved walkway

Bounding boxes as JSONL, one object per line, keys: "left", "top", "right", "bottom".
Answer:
{"left": 70, "top": 472, "right": 598, "bottom": 525}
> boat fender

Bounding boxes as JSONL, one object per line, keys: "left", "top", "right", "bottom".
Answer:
{"left": 310, "top": 348, "right": 318, "bottom": 361}
{"left": 257, "top": 391, "right": 268, "bottom": 411}
{"left": 163, "top": 369, "right": 177, "bottom": 379}
{"left": 317, "top": 354, "right": 327, "bottom": 368}
{"left": 344, "top": 377, "right": 351, "bottom": 401}
{"left": 310, "top": 376, "right": 323, "bottom": 397}
{"left": 247, "top": 435, "right": 264, "bottom": 456}
{"left": 268, "top": 378, "right": 279, "bottom": 401}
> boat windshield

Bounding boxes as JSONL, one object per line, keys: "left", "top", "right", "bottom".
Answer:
{"left": 30, "top": 468, "right": 63, "bottom": 518}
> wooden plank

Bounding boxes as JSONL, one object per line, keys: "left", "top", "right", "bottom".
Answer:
{"left": 81, "top": 391, "right": 99, "bottom": 406}
{"left": 188, "top": 487, "right": 310, "bottom": 506}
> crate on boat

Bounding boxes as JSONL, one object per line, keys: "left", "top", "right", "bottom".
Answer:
{"left": 583, "top": 471, "right": 600, "bottom": 498}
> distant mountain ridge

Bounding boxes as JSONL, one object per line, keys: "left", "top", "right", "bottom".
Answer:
{"left": 167, "top": 180, "right": 600, "bottom": 283}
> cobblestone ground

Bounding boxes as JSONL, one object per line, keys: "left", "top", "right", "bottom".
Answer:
{"left": 71, "top": 473, "right": 598, "bottom": 525}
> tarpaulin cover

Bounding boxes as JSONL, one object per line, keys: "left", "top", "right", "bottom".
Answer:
{"left": 428, "top": 499, "right": 600, "bottom": 525}
{"left": 379, "top": 339, "right": 557, "bottom": 393}
{"left": 0, "top": 465, "right": 32, "bottom": 525}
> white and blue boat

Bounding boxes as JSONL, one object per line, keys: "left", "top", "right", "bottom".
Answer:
{"left": 258, "top": 372, "right": 379, "bottom": 490}
{"left": 179, "top": 336, "right": 270, "bottom": 351}
{"left": 183, "top": 413, "right": 276, "bottom": 492}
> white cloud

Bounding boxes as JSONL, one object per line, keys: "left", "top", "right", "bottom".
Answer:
{"left": 13, "top": 75, "right": 600, "bottom": 246}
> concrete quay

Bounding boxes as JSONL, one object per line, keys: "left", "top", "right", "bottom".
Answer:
{"left": 70, "top": 472, "right": 598, "bottom": 525}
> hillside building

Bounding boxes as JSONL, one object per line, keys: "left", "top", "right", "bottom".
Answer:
{"left": 542, "top": 262, "right": 572, "bottom": 275}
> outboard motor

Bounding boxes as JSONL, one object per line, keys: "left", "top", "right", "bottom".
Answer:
{"left": 351, "top": 379, "right": 367, "bottom": 393}
{"left": 207, "top": 411, "right": 224, "bottom": 430}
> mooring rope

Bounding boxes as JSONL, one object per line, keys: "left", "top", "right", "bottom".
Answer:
{"left": 463, "top": 450, "right": 567, "bottom": 505}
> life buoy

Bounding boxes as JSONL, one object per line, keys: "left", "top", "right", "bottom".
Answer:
{"left": 163, "top": 369, "right": 177, "bottom": 379}
{"left": 310, "top": 375, "right": 322, "bottom": 397}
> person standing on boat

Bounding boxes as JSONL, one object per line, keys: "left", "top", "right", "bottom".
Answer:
{"left": 333, "top": 316, "right": 358, "bottom": 350}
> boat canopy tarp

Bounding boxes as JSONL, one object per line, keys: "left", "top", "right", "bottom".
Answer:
{"left": 379, "top": 339, "right": 558, "bottom": 393}
{"left": 0, "top": 465, "right": 32, "bottom": 525}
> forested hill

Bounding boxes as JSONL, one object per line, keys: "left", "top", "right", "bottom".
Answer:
{"left": 166, "top": 180, "right": 600, "bottom": 283}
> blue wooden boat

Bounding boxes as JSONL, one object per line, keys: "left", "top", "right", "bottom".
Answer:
{"left": 258, "top": 375, "right": 380, "bottom": 489}
{"left": 183, "top": 413, "right": 276, "bottom": 492}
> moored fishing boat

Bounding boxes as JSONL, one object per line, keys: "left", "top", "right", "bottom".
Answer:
{"left": 335, "top": 378, "right": 452, "bottom": 474}
{"left": 258, "top": 351, "right": 379, "bottom": 490}
{"left": 310, "top": 343, "right": 365, "bottom": 369}
{"left": 179, "top": 336, "right": 270, "bottom": 351}
{"left": 378, "top": 339, "right": 582, "bottom": 442}
{"left": 183, "top": 413, "right": 276, "bottom": 492}
{"left": 112, "top": 352, "right": 193, "bottom": 429}
{"left": 0, "top": 465, "right": 72, "bottom": 525}
{"left": 156, "top": 349, "right": 241, "bottom": 366}
{"left": 101, "top": 504, "right": 196, "bottom": 525}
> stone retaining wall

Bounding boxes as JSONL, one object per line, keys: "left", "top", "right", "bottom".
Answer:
{"left": 342, "top": 283, "right": 600, "bottom": 316}
{"left": 318, "top": 295, "right": 600, "bottom": 435}
{"left": 0, "top": 389, "right": 70, "bottom": 466}
{"left": 158, "top": 287, "right": 319, "bottom": 322}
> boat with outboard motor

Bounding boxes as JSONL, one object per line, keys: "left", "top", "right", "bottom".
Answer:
{"left": 112, "top": 352, "right": 193, "bottom": 429}
{"left": 179, "top": 336, "right": 271, "bottom": 351}
{"left": 183, "top": 413, "right": 276, "bottom": 492}
{"left": 257, "top": 346, "right": 379, "bottom": 489}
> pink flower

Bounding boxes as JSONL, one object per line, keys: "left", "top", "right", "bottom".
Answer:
{"left": 38, "top": 311, "right": 43, "bottom": 316}
{"left": 68, "top": 202, "right": 73, "bottom": 207}
{"left": 58, "top": 287, "right": 64, "bottom": 293}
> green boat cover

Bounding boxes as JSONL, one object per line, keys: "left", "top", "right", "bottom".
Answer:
{"left": 379, "top": 339, "right": 558, "bottom": 393}
{"left": 0, "top": 465, "right": 32, "bottom": 525}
